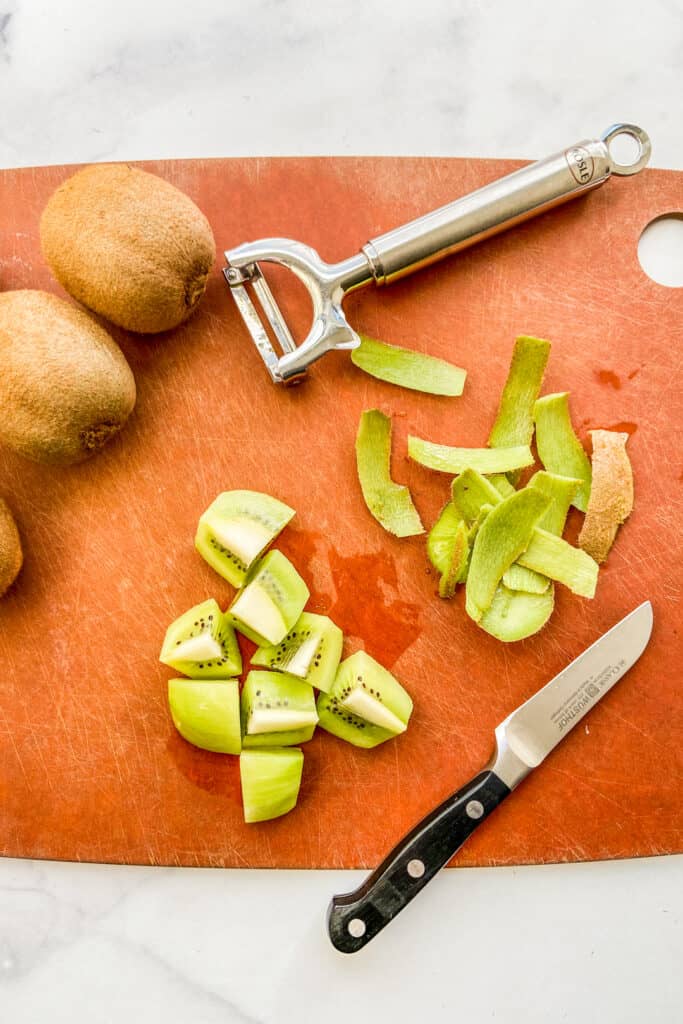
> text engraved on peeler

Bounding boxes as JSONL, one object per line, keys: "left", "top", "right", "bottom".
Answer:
{"left": 565, "top": 147, "right": 594, "bottom": 185}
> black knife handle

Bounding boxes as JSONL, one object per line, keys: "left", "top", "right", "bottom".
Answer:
{"left": 327, "top": 769, "right": 510, "bottom": 953}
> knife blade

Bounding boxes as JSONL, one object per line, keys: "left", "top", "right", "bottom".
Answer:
{"left": 327, "top": 601, "right": 654, "bottom": 953}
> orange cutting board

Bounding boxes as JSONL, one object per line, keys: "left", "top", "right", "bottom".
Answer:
{"left": 0, "top": 157, "right": 681, "bottom": 869}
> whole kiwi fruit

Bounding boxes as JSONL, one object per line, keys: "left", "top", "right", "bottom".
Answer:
{"left": 0, "top": 499, "right": 22, "bottom": 597}
{"left": 40, "top": 163, "right": 216, "bottom": 333}
{"left": 0, "top": 290, "right": 136, "bottom": 465}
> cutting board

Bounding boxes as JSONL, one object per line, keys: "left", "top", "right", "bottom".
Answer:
{"left": 0, "top": 157, "right": 681, "bottom": 869}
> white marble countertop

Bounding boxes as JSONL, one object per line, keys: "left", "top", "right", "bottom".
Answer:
{"left": 1, "top": 2, "right": 681, "bottom": 1021}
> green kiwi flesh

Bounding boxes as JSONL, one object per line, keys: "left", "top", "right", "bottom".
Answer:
{"left": 251, "top": 612, "right": 343, "bottom": 693}
{"left": 241, "top": 671, "right": 318, "bottom": 747}
{"left": 195, "top": 490, "right": 295, "bottom": 587}
{"left": 168, "top": 678, "right": 241, "bottom": 754}
{"left": 159, "top": 598, "right": 242, "bottom": 678}
{"left": 240, "top": 747, "right": 304, "bottom": 823}
{"left": 229, "top": 550, "right": 309, "bottom": 646}
{"left": 316, "top": 651, "right": 413, "bottom": 749}
{"left": 160, "top": 598, "right": 242, "bottom": 675}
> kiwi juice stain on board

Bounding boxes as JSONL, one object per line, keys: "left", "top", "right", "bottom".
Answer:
{"left": 326, "top": 549, "right": 422, "bottom": 668}
{"left": 269, "top": 526, "right": 423, "bottom": 665}
{"left": 166, "top": 729, "right": 242, "bottom": 801}
{"left": 594, "top": 369, "right": 622, "bottom": 389}
{"left": 590, "top": 421, "right": 638, "bottom": 437}
{"left": 275, "top": 527, "right": 324, "bottom": 600}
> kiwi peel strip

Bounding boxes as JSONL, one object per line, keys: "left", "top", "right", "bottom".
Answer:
{"left": 451, "top": 469, "right": 503, "bottom": 523}
{"left": 465, "top": 488, "right": 551, "bottom": 622}
{"left": 409, "top": 437, "right": 534, "bottom": 475}
{"left": 487, "top": 335, "right": 550, "bottom": 478}
{"left": 455, "top": 471, "right": 597, "bottom": 600}
{"left": 578, "top": 430, "right": 634, "bottom": 564}
{"left": 502, "top": 563, "right": 551, "bottom": 594}
{"left": 527, "top": 471, "right": 581, "bottom": 535}
{"left": 534, "top": 393, "right": 592, "bottom": 512}
{"left": 351, "top": 334, "right": 467, "bottom": 396}
{"left": 452, "top": 470, "right": 548, "bottom": 593}
{"left": 517, "top": 527, "right": 599, "bottom": 598}
{"left": 356, "top": 409, "right": 424, "bottom": 537}
{"left": 452, "top": 468, "right": 588, "bottom": 596}
{"left": 427, "top": 501, "right": 465, "bottom": 574}
{"left": 488, "top": 474, "right": 516, "bottom": 498}
{"left": 438, "top": 519, "right": 470, "bottom": 598}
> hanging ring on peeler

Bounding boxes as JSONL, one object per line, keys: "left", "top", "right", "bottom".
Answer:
{"left": 600, "top": 123, "right": 651, "bottom": 177}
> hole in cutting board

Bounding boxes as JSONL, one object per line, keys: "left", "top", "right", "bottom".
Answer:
{"left": 638, "top": 214, "right": 683, "bottom": 287}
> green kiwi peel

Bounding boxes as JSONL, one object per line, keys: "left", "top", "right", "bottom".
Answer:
{"left": 409, "top": 437, "right": 534, "bottom": 475}
{"left": 352, "top": 334, "right": 466, "bottom": 396}
{"left": 534, "top": 394, "right": 592, "bottom": 512}
{"left": 356, "top": 409, "right": 424, "bottom": 537}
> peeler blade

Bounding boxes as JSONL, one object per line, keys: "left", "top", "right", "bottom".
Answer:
{"left": 223, "top": 263, "right": 302, "bottom": 383}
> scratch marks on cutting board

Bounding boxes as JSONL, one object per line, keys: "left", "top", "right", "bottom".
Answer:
{"left": 549, "top": 765, "right": 636, "bottom": 819}
{"left": 0, "top": 710, "right": 29, "bottom": 782}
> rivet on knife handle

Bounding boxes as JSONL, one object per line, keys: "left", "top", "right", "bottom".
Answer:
{"left": 224, "top": 125, "right": 651, "bottom": 383}
{"left": 327, "top": 601, "right": 654, "bottom": 953}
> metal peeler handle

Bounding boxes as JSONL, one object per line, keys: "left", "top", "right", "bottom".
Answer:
{"left": 361, "top": 124, "right": 651, "bottom": 286}
{"left": 224, "top": 124, "right": 651, "bottom": 383}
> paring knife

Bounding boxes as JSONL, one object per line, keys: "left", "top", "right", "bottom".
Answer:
{"left": 327, "top": 601, "right": 654, "bottom": 953}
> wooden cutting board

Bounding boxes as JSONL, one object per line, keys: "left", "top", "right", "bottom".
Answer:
{"left": 0, "top": 157, "right": 681, "bottom": 869}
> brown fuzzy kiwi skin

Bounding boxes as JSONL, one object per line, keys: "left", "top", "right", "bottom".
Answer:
{"left": 40, "top": 164, "right": 216, "bottom": 334}
{"left": 578, "top": 430, "right": 634, "bottom": 563}
{"left": 0, "top": 290, "right": 136, "bottom": 465}
{"left": 0, "top": 499, "right": 22, "bottom": 597}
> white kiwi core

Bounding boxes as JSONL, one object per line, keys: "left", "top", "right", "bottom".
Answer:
{"left": 340, "top": 688, "right": 407, "bottom": 734}
{"left": 173, "top": 633, "right": 223, "bottom": 663}
{"left": 247, "top": 708, "right": 318, "bottom": 735}
{"left": 210, "top": 516, "right": 272, "bottom": 565}
{"left": 232, "top": 585, "right": 286, "bottom": 644}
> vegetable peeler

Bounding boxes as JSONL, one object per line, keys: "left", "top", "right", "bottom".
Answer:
{"left": 224, "top": 124, "right": 650, "bottom": 384}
